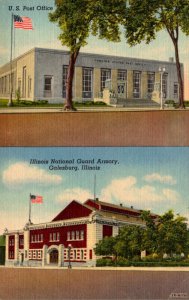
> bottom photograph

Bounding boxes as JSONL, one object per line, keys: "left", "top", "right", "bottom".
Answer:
{"left": 1, "top": 146, "right": 189, "bottom": 267}
{"left": 0, "top": 147, "right": 189, "bottom": 300}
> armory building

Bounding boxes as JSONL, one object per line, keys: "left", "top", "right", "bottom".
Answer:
{"left": 4, "top": 199, "right": 157, "bottom": 267}
{"left": 0, "top": 47, "right": 183, "bottom": 105}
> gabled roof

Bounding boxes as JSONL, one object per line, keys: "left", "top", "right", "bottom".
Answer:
{"left": 52, "top": 200, "right": 94, "bottom": 222}
{"left": 84, "top": 199, "right": 158, "bottom": 219}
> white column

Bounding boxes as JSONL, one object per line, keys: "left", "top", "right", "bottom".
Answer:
{"left": 42, "top": 245, "right": 48, "bottom": 267}
{"left": 14, "top": 233, "right": 19, "bottom": 264}
{"left": 58, "top": 244, "right": 64, "bottom": 267}
{"left": 5, "top": 235, "right": 9, "bottom": 264}
{"left": 24, "top": 229, "right": 29, "bottom": 265}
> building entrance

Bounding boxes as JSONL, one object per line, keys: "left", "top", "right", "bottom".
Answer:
{"left": 50, "top": 249, "right": 58, "bottom": 264}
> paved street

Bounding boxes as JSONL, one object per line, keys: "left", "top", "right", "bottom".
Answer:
{"left": 0, "top": 110, "right": 189, "bottom": 146}
{"left": 0, "top": 267, "right": 189, "bottom": 299}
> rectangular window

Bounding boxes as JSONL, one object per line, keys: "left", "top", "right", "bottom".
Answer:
{"left": 162, "top": 73, "right": 168, "bottom": 98}
{"left": 76, "top": 231, "right": 79, "bottom": 240}
{"left": 80, "top": 230, "right": 84, "bottom": 240}
{"left": 133, "top": 71, "right": 141, "bottom": 98}
{"left": 103, "top": 225, "right": 113, "bottom": 238}
{"left": 147, "top": 72, "right": 155, "bottom": 94}
{"left": 82, "top": 67, "right": 93, "bottom": 99}
{"left": 101, "top": 69, "right": 111, "bottom": 91}
{"left": 50, "top": 233, "right": 52, "bottom": 241}
{"left": 67, "top": 231, "right": 70, "bottom": 240}
{"left": 174, "top": 82, "right": 178, "bottom": 99}
{"left": 44, "top": 75, "right": 52, "bottom": 97}
{"left": 57, "top": 232, "right": 60, "bottom": 241}
{"left": 62, "top": 65, "right": 68, "bottom": 98}
{"left": 71, "top": 231, "right": 75, "bottom": 240}
{"left": 118, "top": 70, "right": 127, "bottom": 81}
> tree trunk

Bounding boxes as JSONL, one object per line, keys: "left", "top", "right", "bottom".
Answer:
{"left": 64, "top": 50, "right": 79, "bottom": 111}
{"left": 173, "top": 39, "right": 185, "bottom": 109}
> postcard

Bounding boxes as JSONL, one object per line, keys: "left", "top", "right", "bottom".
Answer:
{"left": 0, "top": 0, "right": 189, "bottom": 300}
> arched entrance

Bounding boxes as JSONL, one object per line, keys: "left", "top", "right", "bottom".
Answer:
{"left": 50, "top": 249, "right": 58, "bottom": 264}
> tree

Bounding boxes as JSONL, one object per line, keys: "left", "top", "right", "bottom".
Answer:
{"left": 124, "top": 0, "right": 189, "bottom": 108}
{"left": 156, "top": 210, "right": 189, "bottom": 257}
{"left": 49, "top": 0, "right": 126, "bottom": 110}
{"left": 140, "top": 210, "right": 158, "bottom": 254}
{"left": 94, "top": 236, "right": 117, "bottom": 257}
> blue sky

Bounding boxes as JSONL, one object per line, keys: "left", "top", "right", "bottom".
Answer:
{"left": 0, "top": 147, "right": 189, "bottom": 234}
{"left": 0, "top": 0, "right": 188, "bottom": 98}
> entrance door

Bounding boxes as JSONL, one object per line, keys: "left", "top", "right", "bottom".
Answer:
{"left": 50, "top": 249, "right": 58, "bottom": 264}
{"left": 117, "top": 82, "right": 125, "bottom": 98}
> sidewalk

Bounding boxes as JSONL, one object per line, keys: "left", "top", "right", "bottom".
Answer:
{"left": 1, "top": 265, "right": 189, "bottom": 271}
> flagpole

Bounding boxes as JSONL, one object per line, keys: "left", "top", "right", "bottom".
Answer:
{"left": 7, "top": 13, "right": 13, "bottom": 107}
{"left": 94, "top": 174, "right": 96, "bottom": 200}
{"left": 29, "top": 193, "right": 31, "bottom": 224}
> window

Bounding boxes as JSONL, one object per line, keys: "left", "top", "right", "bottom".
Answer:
{"left": 133, "top": 71, "right": 141, "bottom": 98}
{"left": 174, "top": 83, "right": 178, "bottom": 98}
{"left": 80, "top": 230, "right": 84, "bottom": 240}
{"left": 71, "top": 231, "right": 75, "bottom": 240}
{"left": 101, "top": 69, "right": 111, "bottom": 91}
{"left": 162, "top": 73, "right": 168, "bottom": 98}
{"left": 67, "top": 231, "right": 71, "bottom": 241}
{"left": 147, "top": 72, "right": 155, "bottom": 94}
{"left": 44, "top": 75, "right": 52, "bottom": 97}
{"left": 118, "top": 70, "right": 127, "bottom": 81}
{"left": 50, "top": 233, "right": 52, "bottom": 241}
{"left": 82, "top": 68, "right": 93, "bottom": 99}
{"left": 62, "top": 65, "right": 68, "bottom": 98}
{"left": 76, "top": 231, "right": 79, "bottom": 240}
{"left": 49, "top": 232, "right": 59, "bottom": 242}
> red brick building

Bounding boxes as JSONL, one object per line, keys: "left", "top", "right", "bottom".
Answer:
{"left": 5, "top": 199, "right": 155, "bottom": 267}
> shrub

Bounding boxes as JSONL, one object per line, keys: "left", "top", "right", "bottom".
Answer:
{"left": 164, "top": 100, "right": 176, "bottom": 107}
{"left": 96, "top": 258, "right": 114, "bottom": 266}
{"left": 94, "top": 101, "right": 107, "bottom": 106}
{"left": 142, "top": 253, "right": 161, "bottom": 262}
{"left": 116, "top": 257, "right": 130, "bottom": 266}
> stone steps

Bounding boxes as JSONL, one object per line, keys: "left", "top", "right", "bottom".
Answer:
{"left": 116, "top": 98, "right": 160, "bottom": 108}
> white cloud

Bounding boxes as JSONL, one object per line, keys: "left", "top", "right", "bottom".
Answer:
{"left": 144, "top": 173, "right": 176, "bottom": 185}
{"left": 57, "top": 188, "right": 93, "bottom": 205}
{"left": 162, "top": 189, "right": 179, "bottom": 202}
{"left": 2, "top": 162, "right": 62, "bottom": 187}
{"left": 99, "top": 177, "right": 180, "bottom": 211}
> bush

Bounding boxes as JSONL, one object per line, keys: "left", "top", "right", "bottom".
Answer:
{"left": 96, "top": 258, "right": 114, "bottom": 266}
{"left": 94, "top": 101, "right": 107, "bottom": 106}
{"left": 164, "top": 100, "right": 176, "bottom": 107}
{"left": 142, "top": 253, "right": 161, "bottom": 262}
{"left": 116, "top": 257, "right": 130, "bottom": 266}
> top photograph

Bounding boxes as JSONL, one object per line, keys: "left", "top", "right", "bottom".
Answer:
{"left": 0, "top": 0, "right": 188, "bottom": 113}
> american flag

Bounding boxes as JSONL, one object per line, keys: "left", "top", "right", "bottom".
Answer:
{"left": 14, "top": 15, "right": 33, "bottom": 30}
{"left": 30, "top": 195, "right": 43, "bottom": 204}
